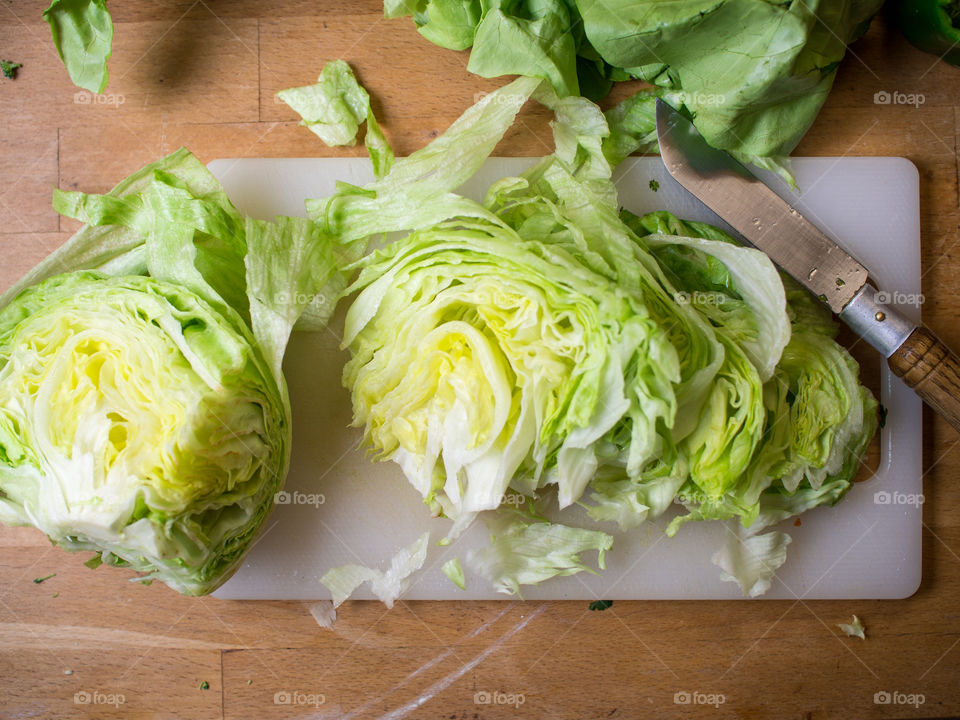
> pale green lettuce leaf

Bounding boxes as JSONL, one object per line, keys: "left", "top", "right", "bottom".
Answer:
{"left": 642, "top": 232, "right": 790, "bottom": 381}
{"left": 43, "top": 0, "right": 113, "bottom": 93}
{"left": 712, "top": 522, "right": 791, "bottom": 598}
{"left": 2, "top": 149, "right": 238, "bottom": 312}
{"left": 244, "top": 216, "right": 345, "bottom": 381}
{"left": 278, "top": 60, "right": 394, "bottom": 179}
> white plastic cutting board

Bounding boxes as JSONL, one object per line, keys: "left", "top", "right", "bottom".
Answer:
{"left": 208, "top": 156, "right": 922, "bottom": 600}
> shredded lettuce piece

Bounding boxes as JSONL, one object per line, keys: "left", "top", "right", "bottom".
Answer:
{"left": 837, "top": 615, "right": 866, "bottom": 639}
{"left": 320, "top": 532, "right": 430, "bottom": 607}
{"left": 441, "top": 557, "right": 466, "bottom": 590}
{"left": 466, "top": 513, "right": 612, "bottom": 595}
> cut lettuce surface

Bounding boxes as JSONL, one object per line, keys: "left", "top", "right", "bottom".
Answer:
{"left": 311, "top": 76, "right": 878, "bottom": 598}
{"left": 0, "top": 148, "right": 347, "bottom": 595}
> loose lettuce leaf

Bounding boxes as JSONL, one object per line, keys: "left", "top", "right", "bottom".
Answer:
{"left": 277, "top": 60, "right": 395, "bottom": 180}
{"left": 712, "top": 522, "right": 791, "bottom": 598}
{"left": 43, "top": 0, "right": 113, "bottom": 93}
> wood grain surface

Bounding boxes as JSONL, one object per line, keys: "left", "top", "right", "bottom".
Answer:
{"left": 1, "top": 4, "right": 959, "bottom": 719}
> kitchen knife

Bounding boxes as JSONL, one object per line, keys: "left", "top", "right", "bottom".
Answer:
{"left": 655, "top": 98, "right": 960, "bottom": 433}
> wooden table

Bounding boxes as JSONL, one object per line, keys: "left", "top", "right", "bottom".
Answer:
{"left": 1, "top": 3, "right": 959, "bottom": 718}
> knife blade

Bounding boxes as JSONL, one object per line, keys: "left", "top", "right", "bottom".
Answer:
{"left": 655, "top": 98, "right": 960, "bottom": 434}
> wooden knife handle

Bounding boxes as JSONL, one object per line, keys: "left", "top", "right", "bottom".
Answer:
{"left": 889, "top": 326, "right": 960, "bottom": 432}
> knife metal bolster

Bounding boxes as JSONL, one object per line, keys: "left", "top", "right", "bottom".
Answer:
{"left": 838, "top": 284, "right": 917, "bottom": 358}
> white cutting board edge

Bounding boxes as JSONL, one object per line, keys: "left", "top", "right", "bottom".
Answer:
{"left": 207, "top": 156, "right": 923, "bottom": 601}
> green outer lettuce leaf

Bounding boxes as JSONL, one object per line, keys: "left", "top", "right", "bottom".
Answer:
{"left": 576, "top": 0, "right": 883, "bottom": 157}
{"left": 467, "top": 3, "right": 579, "bottom": 97}
{"left": 43, "top": 0, "right": 113, "bottom": 93}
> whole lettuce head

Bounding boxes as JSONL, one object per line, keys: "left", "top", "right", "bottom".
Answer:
{"left": 0, "top": 149, "right": 345, "bottom": 594}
